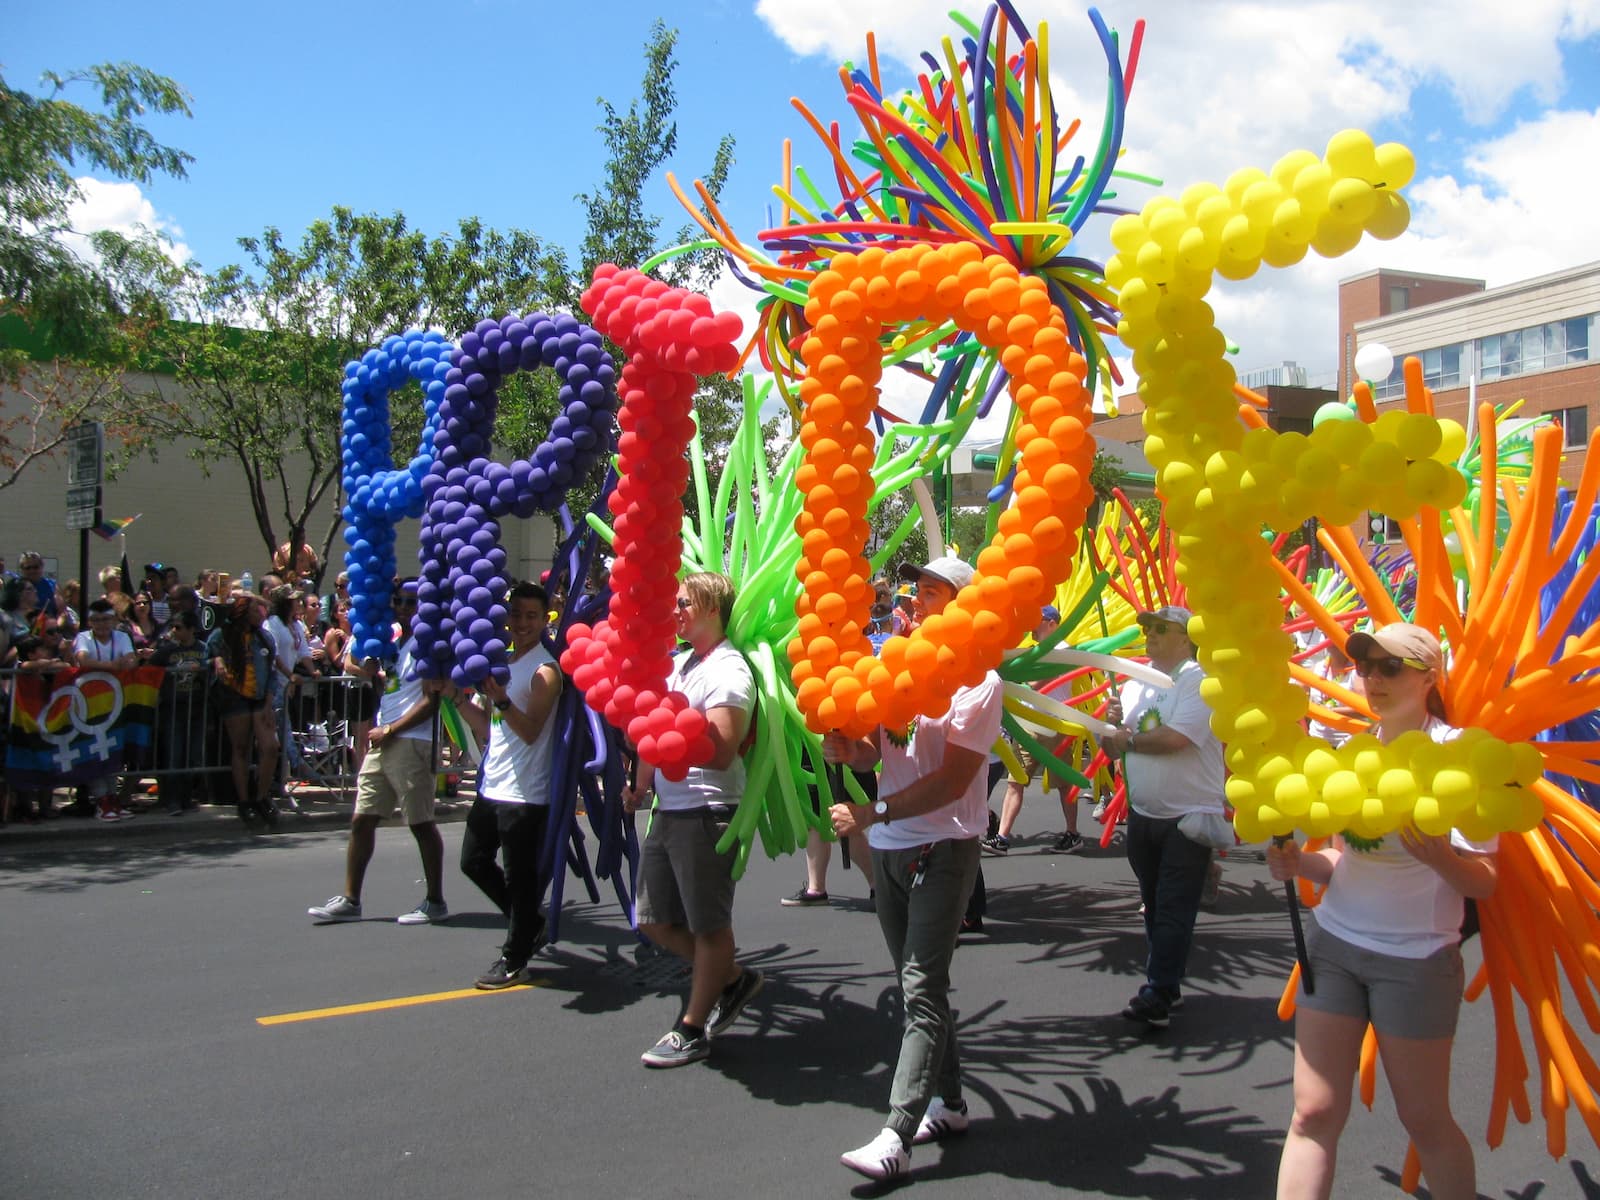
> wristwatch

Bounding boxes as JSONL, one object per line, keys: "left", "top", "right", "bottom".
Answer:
{"left": 873, "top": 799, "right": 890, "bottom": 824}
{"left": 494, "top": 698, "right": 512, "bottom": 712}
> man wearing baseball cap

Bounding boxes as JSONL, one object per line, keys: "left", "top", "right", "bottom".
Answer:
{"left": 1099, "top": 605, "right": 1226, "bottom": 1029}
{"left": 825, "top": 554, "right": 1004, "bottom": 1180}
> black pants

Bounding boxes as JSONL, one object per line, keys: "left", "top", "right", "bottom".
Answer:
{"left": 1125, "top": 810, "right": 1211, "bottom": 998}
{"left": 461, "top": 796, "right": 550, "bottom": 965}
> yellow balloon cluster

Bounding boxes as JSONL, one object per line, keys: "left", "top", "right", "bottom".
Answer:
{"left": 1226, "top": 729, "right": 1545, "bottom": 843}
{"left": 1106, "top": 130, "right": 1539, "bottom": 841}
{"left": 1106, "top": 129, "right": 1414, "bottom": 308}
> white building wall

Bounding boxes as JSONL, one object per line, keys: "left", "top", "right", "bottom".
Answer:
{"left": 0, "top": 365, "right": 556, "bottom": 591}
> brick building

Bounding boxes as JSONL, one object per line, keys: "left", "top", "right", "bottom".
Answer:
{"left": 1340, "top": 262, "right": 1598, "bottom": 487}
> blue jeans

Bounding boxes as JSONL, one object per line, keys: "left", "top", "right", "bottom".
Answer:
{"left": 1125, "top": 810, "right": 1212, "bottom": 998}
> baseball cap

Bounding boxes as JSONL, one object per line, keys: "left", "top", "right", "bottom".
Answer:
{"left": 1345, "top": 623, "right": 1442, "bottom": 672}
{"left": 1040, "top": 604, "right": 1062, "bottom": 623}
{"left": 899, "top": 555, "right": 975, "bottom": 593}
{"left": 1137, "top": 605, "right": 1193, "bottom": 630}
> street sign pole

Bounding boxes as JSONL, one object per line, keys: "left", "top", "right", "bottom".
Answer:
{"left": 65, "top": 422, "right": 104, "bottom": 624}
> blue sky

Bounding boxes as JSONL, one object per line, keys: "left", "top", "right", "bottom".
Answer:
{"left": 10, "top": 0, "right": 1600, "bottom": 405}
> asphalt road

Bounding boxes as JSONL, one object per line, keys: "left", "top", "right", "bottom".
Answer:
{"left": 2, "top": 795, "right": 1594, "bottom": 1200}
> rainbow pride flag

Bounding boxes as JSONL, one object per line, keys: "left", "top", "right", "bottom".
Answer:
{"left": 6, "top": 665, "right": 163, "bottom": 785}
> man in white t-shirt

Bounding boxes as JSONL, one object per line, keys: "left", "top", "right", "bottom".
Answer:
{"left": 621, "top": 571, "right": 762, "bottom": 1069}
{"left": 824, "top": 555, "right": 1004, "bottom": 1182}
{"left": 456, "top": 582, "right": 563, "bottom": 989}
{"left": 1099, "top": 605, "right": 1227, "bottom": 1029}
{"left": 308, "top": 580, "right": 446, "bottom": 925}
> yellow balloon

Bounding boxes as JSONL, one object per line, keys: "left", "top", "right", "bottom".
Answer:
{"left": 1325, "top": 129, "right": 1378, "bottom": 177}
{"left": 1374, "top": 141, "right": 1416, "bottom": 189}
{"left": 1366, "top": 191, "right": 1410, "bottom": 241}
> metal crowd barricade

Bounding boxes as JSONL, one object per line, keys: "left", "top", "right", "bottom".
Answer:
{"left": 0, "top": 665, "right": 378, "bottom": 806}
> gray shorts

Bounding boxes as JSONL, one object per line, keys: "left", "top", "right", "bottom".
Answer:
{"left": 636, "top": 810, "right": 737, "bottom": 935}
{"left": 1297, "top": 922, "right": 1465, "bottom": 1040}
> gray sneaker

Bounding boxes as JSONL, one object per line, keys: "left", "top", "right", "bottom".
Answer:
{"left": 396, "top": 899, "right": 449, "bottom": 925}
{"left": 641, "top": 1028, "right": 710, "bottom": 1068}
{"left": 308, "top": 895, "right": 362, "bottom": 922}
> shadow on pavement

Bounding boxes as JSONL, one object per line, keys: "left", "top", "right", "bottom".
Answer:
{"left": 0, "top": 829, "right": 320, "bottom": 892}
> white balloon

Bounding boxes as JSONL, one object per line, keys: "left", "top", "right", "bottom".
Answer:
{"left": 1353, "top": 342, "right": 1394, "bottom": 383}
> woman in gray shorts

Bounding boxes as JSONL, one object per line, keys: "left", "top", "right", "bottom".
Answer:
{"left": 1267, "top": 623, "right": 1498, "bottom": 1200}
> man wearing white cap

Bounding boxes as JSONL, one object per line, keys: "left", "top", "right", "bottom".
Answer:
{"left": 824, "top": 555, "right": 1005, "bottom": 1181}
{"left": 1099, "top": 605, "right": 1226, "bottom": 1029}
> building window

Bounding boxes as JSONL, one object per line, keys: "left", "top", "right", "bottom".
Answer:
{"left": 1549, "top": 406, "right": 1589, "bottom": 450}
{"left": 1388, "top": 285, "right": 1409, "bottom": 312}
{"left": 1420, "top": 343, "right": 1465, "bottom": 390}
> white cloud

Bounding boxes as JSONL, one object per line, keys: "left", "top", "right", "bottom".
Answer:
{"left": 59, "top": 176, "right": 192, "bottom": 269}
{"left": 749, "top": 1, "right": 1600, "bottom": 392}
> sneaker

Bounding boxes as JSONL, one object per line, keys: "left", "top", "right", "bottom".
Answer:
{"left": 308, "top": 895, "right": 362, "bottom": 922}
{"left": 779, "top": 887, "right": 829, "bottom": 907}
{"left": 1091, "top": 798, "right": 1109, "bottom": 822}
{"left": 397, "top": 899, "right": 449, "bottom": 925}
{"left": 1121, "top": 984, "right": 1171, "bottom": 1029}
{"left": 96, "top": 805, "right": 120, "bottom": 822}
{"left": 959, "top": 915, "right": 985, "bottom": 935}
{"left": 640, "top": 1028, "right": 710, "bottom": 1068}
{"left": 986, "top": 807, "right": 1000, "bottom": 839}
{"left": 980, "top": 834, "right": 1009, "bottom": 855}
{"left": 475, "top": 957, "right": 533, "bottom": 990}
{"left": 912, "top": 1097, "right": 970, "bottom": 1145}
{"left": 1052, "top": 831, "right": 1084, "bottom": 854}
{"left": 707, "top": 968, "right": 765, "bottom": 1036}
{"left": 840, "top": 1128, "right": 909, "bottom": 1181}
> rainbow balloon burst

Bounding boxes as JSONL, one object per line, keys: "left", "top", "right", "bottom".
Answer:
{"left": 671, "top": 2, "right": 1146, "bottom": 427}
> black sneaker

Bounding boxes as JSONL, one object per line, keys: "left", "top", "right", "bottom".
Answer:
{"left": 475, "top": 957, "right": 533, "bottom": 990}
{"left": 979, "top": 834, "right": 1009, "bottom": 855}
{"left": 707, "top": 968, "right": 765, "bottom": 1036}
{"left": 1052, "top": 831, "right": 1084, "bottom": 854}
{"left": 641, "top": 1028, "right": 710, "bottom": 1068}
{"left": 1121, "top": 984, "right": 1171, "bottom": 1028}
{"left": 779, "top": 887, "right": 829, "bottom": 907}
{"left": 960, "top": 916, "right": 985, "bottom": 935}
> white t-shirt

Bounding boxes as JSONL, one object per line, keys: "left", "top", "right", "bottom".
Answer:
{"left": 377, "top": 637, "right": 431, "bottom": 742}
{"left": 479, "top": 646, "right": 558, "bottom": 806}
{"left": 653, "top": 642, "right": 754, "bottom": 813}
{"left": 1119, "top": 659, "right": 1226, "bottom": 820}
{"left": 869, "top": 672, "right": 1004, "bottom": 852}
{"left": 265, "top": 615, "right": 297, "bottom": 675}
{"left": 74, "top": 629, "right": 134, "bottom": 664}
{"left": 1313, "top": 718, "right": 1498, "bottom": 958}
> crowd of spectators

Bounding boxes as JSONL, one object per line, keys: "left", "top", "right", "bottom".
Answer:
{"left": 0, "top": 550, "right": 378, "bottom": 825}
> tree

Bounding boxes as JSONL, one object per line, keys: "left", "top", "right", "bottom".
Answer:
{"left": 119, "top": 209, "right": 569, "bottom": 581}
{"left": 0, "top": 62, "right": 192, "bottom": 487}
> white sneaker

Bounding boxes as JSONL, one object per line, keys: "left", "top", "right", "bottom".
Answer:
{"left": 840, "top": 1128, "right": 909, "bottom": 1181}
{"left": 396, "top": 899, "right": 448, "bottom": 925}
{"left": 912, "top": 1097, "right": 970, "bottom": 1145}
{"left": 308, "top": 895, "right": 362, "bottom": 922}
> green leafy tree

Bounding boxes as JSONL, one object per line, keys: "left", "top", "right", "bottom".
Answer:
{"left": 0, "top": 62, "right": 192, "bottom": 487}
{"left": 120, "top": 209, "right": 569, "bottom": 580}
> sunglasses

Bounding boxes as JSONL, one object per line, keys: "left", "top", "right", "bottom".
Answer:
{"left": 1354, "top": 655, "right": 1430, "bottom": 679}
{"left": 1144, "top": 621, "right": 1180, "bottom": 636}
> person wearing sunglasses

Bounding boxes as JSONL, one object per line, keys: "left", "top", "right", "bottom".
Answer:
{"left": 1267, "top": 623, "right": 1497, "bottom": 1200}
{"left": 621, "top": 571, "right": 761, "bottom": 1069}
{"left": 1098, "top": 605, "right": 1227, "bottom": 1030}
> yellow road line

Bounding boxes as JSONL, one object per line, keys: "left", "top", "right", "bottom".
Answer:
{"left": 257, "top": 981, "right": 545, "bottom": 1026}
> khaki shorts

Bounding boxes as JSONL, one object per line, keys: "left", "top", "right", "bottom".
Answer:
{"left": 636, "top": 810, "right": 737, "bottom": 934}
{"left": 354, "top": 737, "right": 436, "bottom": 826}
{"left": 1297, "top": 922, "right": 1465, "bottom": 1040}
